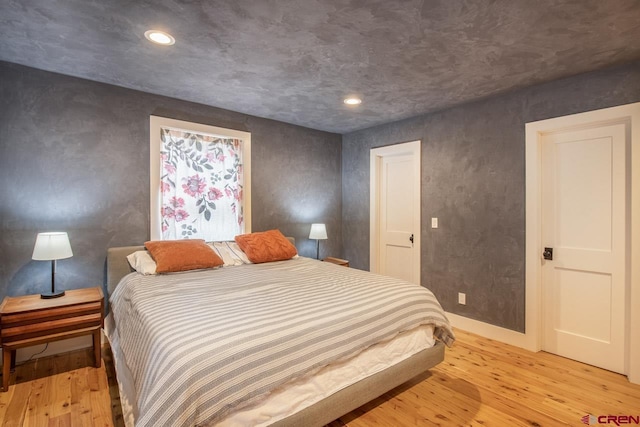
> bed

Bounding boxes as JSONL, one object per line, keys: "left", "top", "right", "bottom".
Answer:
{"left": 105, "top": 240, "right": 454, "bottom": 427}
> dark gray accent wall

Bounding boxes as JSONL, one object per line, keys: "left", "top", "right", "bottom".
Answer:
{"left": 342, "top": 61, "right": 640, "bottom": 332}
{"left": 0, "top": 61, "right": 341, "bottom": 300}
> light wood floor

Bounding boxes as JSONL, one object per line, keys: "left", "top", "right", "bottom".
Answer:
{"left": 0, "top": 344, "right": 119, "bottom": 427}
{"left": 1, "top": 329, "right": 639, "bottom": 426}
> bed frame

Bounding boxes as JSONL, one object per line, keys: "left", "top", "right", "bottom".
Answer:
{"left": 106, "top": 245, "right": 445, "bottom": 427}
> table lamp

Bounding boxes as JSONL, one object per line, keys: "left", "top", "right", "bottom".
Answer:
{"left": 309, "top": 223, "right": 327, "bottom": 260}
{"left": 32, "top": 232, "right": 73, "bottom": 299}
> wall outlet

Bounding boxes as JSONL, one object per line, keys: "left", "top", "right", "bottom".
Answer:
{"left": 431, "top": 217, "right": 438, "bottom": 228}
{"left": 458, "top": 292, "right": 466, "bottom": 305}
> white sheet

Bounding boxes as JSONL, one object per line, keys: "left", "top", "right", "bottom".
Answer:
{"left": 105, "top": 314, "right": 434, "bottom": 427}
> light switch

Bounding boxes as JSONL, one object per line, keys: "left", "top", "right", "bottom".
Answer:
{"left": 431, "top": 217, "right": 438, "bottom": 228}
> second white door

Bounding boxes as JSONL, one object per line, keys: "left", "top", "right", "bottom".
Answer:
{"left": 541, "top": 123, "right": 627, "bottom": 374}
{"left": 370, "top": 141, "right": 421, "bottom": 284}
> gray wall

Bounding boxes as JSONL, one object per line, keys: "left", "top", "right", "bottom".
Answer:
{"left": 3, "top": 58, "right": 639, "bottom": 333}
{"left": 0, "top": 61, "right": 342, "bottom": 299}
{"left": 342, "top": 60, "right": 640, "bottom": 332}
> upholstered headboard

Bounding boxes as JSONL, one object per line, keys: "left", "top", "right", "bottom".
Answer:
{"left": 106, "top": 237, "right": 296, "bottom": 296}
{"left": 106, "top": 245, "right": 144, "bottom": 295}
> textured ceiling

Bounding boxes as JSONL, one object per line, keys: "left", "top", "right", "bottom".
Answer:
{"left": 1, "top": 0, "right": 640, "bottom": 133}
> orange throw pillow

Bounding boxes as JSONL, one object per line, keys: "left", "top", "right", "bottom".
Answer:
{"left": 144, "top": 239, "right": 224, "bottom": 273}
{"left": 235, "top": 230, "right": 297, "bottom": 263}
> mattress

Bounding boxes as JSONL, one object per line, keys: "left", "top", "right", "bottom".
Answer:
{"left": 107, "top": 256, "right": 454, "bottom": 426}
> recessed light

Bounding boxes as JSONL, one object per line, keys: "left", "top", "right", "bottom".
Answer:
{"left": 144, "top": 30, "right": 175, "bottom": 46}
{"left": 344, "top": 97, "right": 362, "bottom": 106}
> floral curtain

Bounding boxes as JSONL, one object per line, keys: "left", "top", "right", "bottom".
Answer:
{"left": 159, "top": 127, "right": 244, "bottom": 241}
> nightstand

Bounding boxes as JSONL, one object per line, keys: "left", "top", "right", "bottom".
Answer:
{"left": 0, "top": 287, "right": 104, "bottom": 391}
{"left": 323, "top": 257, "right": 349, "bottom": 267}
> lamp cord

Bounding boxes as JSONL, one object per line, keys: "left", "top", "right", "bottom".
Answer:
{"left": 19, "top": 343, "right": 49, "bottom": 365}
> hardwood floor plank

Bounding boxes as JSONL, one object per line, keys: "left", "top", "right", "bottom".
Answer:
{"left": 1, "top": 382, "right": 29, "bottom": 426}
{"left": 446, "top": 337, "right": 640, "bottom": 414}
{"left": 442, "top": 344, "right": 637, "bottom": 415}
{"left": 415, "top": 377, "right": 535, "bottom": 426}
{"left": 1, "top": 328, "right": 639, "bottom": 426}
{"left": 1, "top": 349, "right": 114, "bottom": 427}
{"left": 459, "top": 330, "right": 637, "bottom": 392}
{"left": 436, "top": 351, "right": 600, "bottom": 422}
{"left": 69, "top": 368, "right": 93, "bottom": 427}
{"left": 47, "top": 412, "right": 71, "bottom": 427}
{"left": 89, "top": 364, "right": 113, "bottom": 427}
{"left": 430, "top": 370, "right": 563, "bottom": 426}
{"left": 48, "top": 372, "right": 72, "bottom": 420}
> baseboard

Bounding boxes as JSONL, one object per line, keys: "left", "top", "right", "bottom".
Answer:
{"left": 446, "top": 312, "right": 536, "bottom": 352}
{"left": 0, "top": 332, "right": 104, "bottom": 366}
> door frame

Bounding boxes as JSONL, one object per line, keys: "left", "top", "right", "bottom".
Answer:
{"left": 525, "top": 102, "right": 640, "bottom": 383}
{"left": 370, "top": 141, "right": 421, "bottom": 282}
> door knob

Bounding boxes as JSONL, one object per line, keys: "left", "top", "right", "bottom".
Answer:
{"left": 543, "top": 247, "right": 553, "bottom": 260}
{"left": 409, "top": 234, "right": 414, "bottom": 244}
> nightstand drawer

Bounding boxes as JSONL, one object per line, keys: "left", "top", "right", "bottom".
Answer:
{"left": 1, "top": 301, "right": 102, "bottom": 327}
{"left": 1, "top": 312, "right": 103, "bottom": 343}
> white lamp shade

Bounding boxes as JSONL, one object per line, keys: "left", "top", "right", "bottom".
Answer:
{"left": 309, "top": 223, "right": 328, "bottom": 240}
{"left": 32, "top": 232, "right": 73, "bottom": 261}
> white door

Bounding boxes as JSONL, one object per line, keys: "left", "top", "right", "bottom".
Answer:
{"left": 370, "top": 141, "right": 421, "bottom": 284}
{"left": 541, "top": 123, "right": 627, "bottom": 373}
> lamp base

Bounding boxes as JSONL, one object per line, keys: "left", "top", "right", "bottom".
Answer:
{"left": 41, "top": 290, "right": 65, "bottom": 299}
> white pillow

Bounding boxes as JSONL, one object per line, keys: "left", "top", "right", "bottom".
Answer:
{"left": 208, "top": 241, "right": 252, "bottom": 266}
{"left": 127, "top": 251, "right": 157, "bottom": 275}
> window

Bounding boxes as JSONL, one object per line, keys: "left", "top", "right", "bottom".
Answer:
{"left": 150, "top": 116, "right": 251, "bottom": 241}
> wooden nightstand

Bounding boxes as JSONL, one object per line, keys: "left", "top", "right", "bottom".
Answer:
{"left": 0, "top": 287, "right": 104, "bottom": 391}
{"left": 323, "top": 257, "right": 349, "bottom": 267}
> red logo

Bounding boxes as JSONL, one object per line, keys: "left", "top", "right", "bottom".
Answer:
{"left": 583, "top": 415, "right": 597, "bottom": 425}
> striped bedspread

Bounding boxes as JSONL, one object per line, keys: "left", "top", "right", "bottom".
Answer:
{"left": 110, "top": 257, "right": 454, "bottom": 427}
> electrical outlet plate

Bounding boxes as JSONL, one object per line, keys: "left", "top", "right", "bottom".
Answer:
{"left": 431, "top": 217, "right": 438, "bottom": 228}
{"left": 458, "top": 292, "right": 466, "bottom": 305}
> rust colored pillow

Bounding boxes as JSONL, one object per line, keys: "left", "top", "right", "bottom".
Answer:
{"left": 144, "top": 239, "right": 224, "bottom": 273}
{"left": 234, "top": 230, "right": 297, "bottom": 263}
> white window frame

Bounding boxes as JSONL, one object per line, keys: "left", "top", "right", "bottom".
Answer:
{"left": 149, "top": 115, "right": 251, "bottom": 240}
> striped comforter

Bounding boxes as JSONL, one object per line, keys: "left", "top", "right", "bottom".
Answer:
{"left": 110, "top": 257, "right": 454, "bottom": 427}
